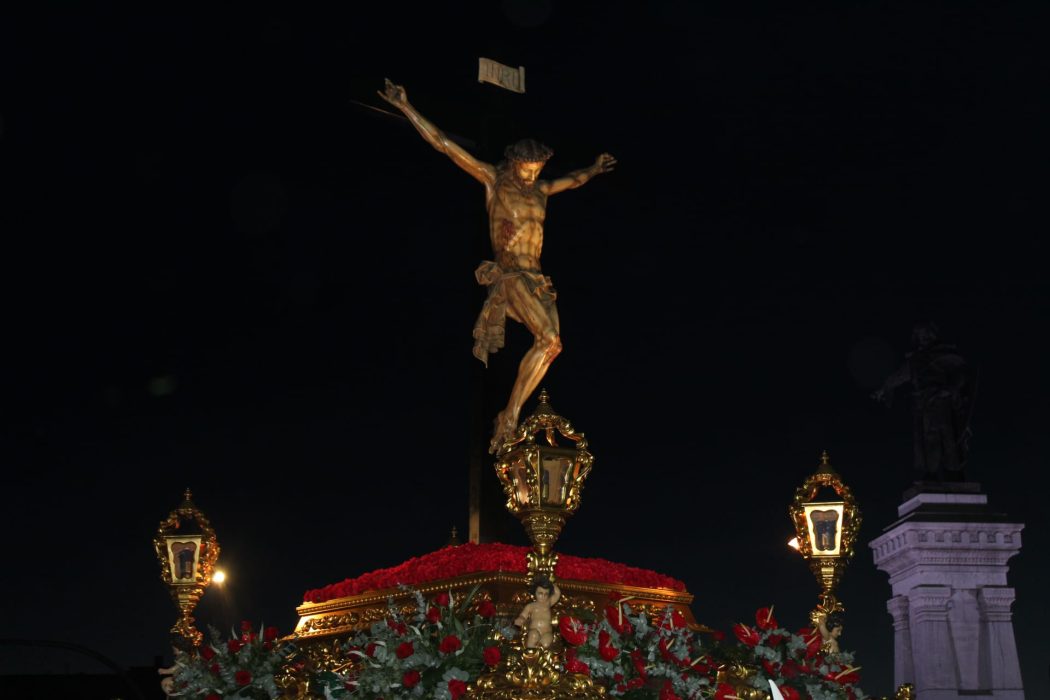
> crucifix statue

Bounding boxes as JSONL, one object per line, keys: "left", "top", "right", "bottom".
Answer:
{"left": 379, "top": 79, "right": 616, "bottom": 453}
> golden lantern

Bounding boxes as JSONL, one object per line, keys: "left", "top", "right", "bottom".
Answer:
{"left": 472, "top": 391, "right": 606, "bottom": 700}
{"left": 788, "top": 451, "right": 862, "bottom": 617}
{"left": 153, "top": 488, "right": 219, "bottom": 647}
{"left": 494, "top": 389, "right": 593, "bottom": 581}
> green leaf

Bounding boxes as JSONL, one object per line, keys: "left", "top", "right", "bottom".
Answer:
{"left": 457, "top": 582, "right": 483, "bottom": 616}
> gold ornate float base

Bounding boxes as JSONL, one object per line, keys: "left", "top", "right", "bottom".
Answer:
{"left": 289, "top": 569, "right": 703, "bottom": 692}
{"left": 470, "top": 647, "right": 605, "bottom": 700}
{"left": 293, "top": 571, "right": 701, "bottom": 641}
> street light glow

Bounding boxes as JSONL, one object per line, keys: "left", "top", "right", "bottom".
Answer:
{"left": 213, "top": 569, "right": 227, "bottom": 584}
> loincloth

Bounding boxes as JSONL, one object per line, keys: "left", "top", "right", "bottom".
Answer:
{"left": 471, "top": 260, "right": 557, "bottom": 366}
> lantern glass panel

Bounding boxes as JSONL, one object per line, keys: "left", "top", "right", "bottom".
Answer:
{"left": 166, "top": 535, "right": 203, "bottom": 582}
{"left": 802, "top": 502, "right": 845, "bottom": 556}
{"left": 507, "top": 451, "right": 534, "bottom": 507}
{"left": 540, "top": 449, "right": 576, "bottom": 506}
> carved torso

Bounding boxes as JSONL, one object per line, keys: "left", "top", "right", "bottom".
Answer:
{"left": 488, "top": 173, "right": 547, "bottom": 272}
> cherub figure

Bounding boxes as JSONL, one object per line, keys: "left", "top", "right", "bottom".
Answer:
{"left": 814, "top": 611, "right": 844, "bottom": 654}
{"left": 514, "top": 574, "right": 561, "bottom": 648}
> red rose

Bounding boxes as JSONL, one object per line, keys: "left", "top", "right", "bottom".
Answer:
{"left": 733, "top": 623, "right": 760, "bottom": 647}
{"left": 235, "top": 670, "right": 252, "bottom": 686}
{"left": 263, "top": 641, "right": 273, "bottom": 651}
{"left": 396, "top": 641, "right": 414, "bottom": 659}
{"left": 205, "top": 695, "right": 221, "bottom": 700}
{"left": 426, "top": 607, "right": 441, "bottom": 623}
{"left": 483, "top": 646, "right": 501, "bottom": 666}
{"left": 559, "top": 615, "right": 588, "bottom": 646}
{"left": 435, "top": 592, "right": 450, "bottom": 607}
{"left": 448, "top": 679, "right": 468, "bottom": 700}
{"left": 710, "top": 629, "right": 725, "bottom": 642}
{"left": 777, "top": 685, "right": 800, "bottom": 700}
{"left": 365, "top": 642, "right": 378, "bottom": 657}
{"left": 755, "top": 606, "right": 778, "bottom": 631}
{"left": 264, "top": 626, "right": 279, "bottom": 642}
{"left": 240, "top": 620, "right": 253, "bottom": 633}
{"left": 781, "top": 660, "right": 800, "bottom": 679}
{"left": 387, "top": 618, "right": 408, "bottom": 635}
{"left": 227, "top": 639, "right": 244, "bottom": 654}
{"left": 209, "top": 664, "right": 221, "bottom": 675}
{"left": 402, "top": 670, "right": 421, "bottom": 689}
{"left": 659, "top": 680, "right": 682, "bottom": 700}
{"left": 439, "top": 634, "right": 462, "bottom": 654}
{"left": 627, "top": 678, "right": 645, "bottom": 690}
{"left": 764, "top": 633, "right": 785, "bottom": 647}
{"left": 477, "top": 599, "right": 497, "bottom": 618}
{"left": 200, "top": 646, "right": 215, "bottom": 661}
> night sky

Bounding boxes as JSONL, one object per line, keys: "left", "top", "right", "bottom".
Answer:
{"left": 3, "top": 2, "right": 1048, "bottom": 697}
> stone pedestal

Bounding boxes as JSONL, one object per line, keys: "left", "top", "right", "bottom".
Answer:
{"left": 869, "top": 483, "right": 1025, "bottom": 699}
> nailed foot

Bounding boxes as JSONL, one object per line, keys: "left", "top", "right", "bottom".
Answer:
{"left": 489, "top": 410, "right": 518, "bottom": 454}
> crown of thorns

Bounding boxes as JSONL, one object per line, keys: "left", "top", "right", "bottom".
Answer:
{"left": 505, "top": 138, "right": 553, "bottom": 163}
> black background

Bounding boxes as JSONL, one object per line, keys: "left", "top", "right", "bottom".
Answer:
{"left": 2, "top": 2, "right": 1047, "bottom": 697}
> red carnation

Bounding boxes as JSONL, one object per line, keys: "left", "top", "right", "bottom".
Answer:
{"left": 427, "top": 607, "right": 441, "bottom": 623}
{"left": 435, "top": 592, "right": 450, "bottom": 607}
{"left": 396, "top": 641, "right": 414, "bottom": 659}
{"left": 477, "top": 599, "right": 497, "bottom": 618}
{"left": 559, "top": 615, "right": 588, "bottom": 646}
{"left": 448, "top": 679, "right": 468, "bottom": 700}
{"left": 733, "top": 623, "right": 760, "bottom": 647}
{"left": 227, "top": 639, "right": 244, "bottom": 654}
{"left": 483, "top": 646, "right": 501, "bottom": 666}
{"left": 200, "top": 646, "right": 215, "bottom": 661}
{"left": 264, "top": 626, "right": 279, "bottom": 642}
{"left": 235, "top": 670, "right": 252, "bottom": 686}
{"left": 439, "top": 634, "right": 462, "bottom": 654}
{"left": 402, "top": 670, "right": 421, "bottom": 689}
{"left": 755, "top": 606, "right": 778, "bottom": 630}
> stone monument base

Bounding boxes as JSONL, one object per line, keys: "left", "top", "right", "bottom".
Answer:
{"left": 870, "top": 482, "right": 1025, "bottom": 700}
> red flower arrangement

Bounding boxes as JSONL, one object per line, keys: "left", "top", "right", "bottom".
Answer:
{"left": 303, "top": 542, "right": 686, "bottom": 603}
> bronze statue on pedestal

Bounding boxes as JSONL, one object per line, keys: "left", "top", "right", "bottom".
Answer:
{"left": 873, "top": 322, "right": 977, "bottom": 481}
